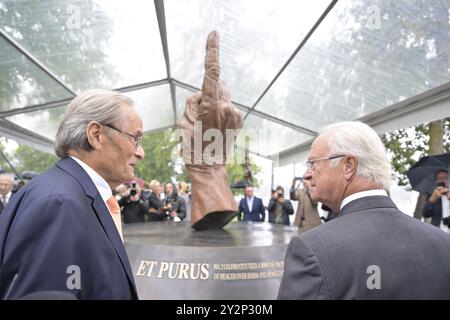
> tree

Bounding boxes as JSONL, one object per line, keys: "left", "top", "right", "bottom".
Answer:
{"left": 0, "top": 138, "right": 12, "bottom": 172}
{"left": 134, "top": 130, "right": 179, "bottom": 184}
{"left": 381, "top": 118, "right": 450, "bottom": 187}
{"left": 14, "top": 144, "right": 58, "bottom": 173}
{"left": 0, "top": 0, "right": 117, "bottom": 111}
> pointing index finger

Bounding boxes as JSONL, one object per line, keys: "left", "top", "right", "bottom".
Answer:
{"left": 202, "top": 31, "right": 220, "bottom": 101}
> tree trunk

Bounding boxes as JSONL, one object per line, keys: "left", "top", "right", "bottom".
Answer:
{"left": 428, "top": 120, "right": 444, "bottom": 156}
{"left": 419, "top": 120, "right": 444, "bottom": 222}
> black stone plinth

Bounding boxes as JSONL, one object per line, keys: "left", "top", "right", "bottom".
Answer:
{"left": 124, "top": 221, "right": 298, "bottom": 300}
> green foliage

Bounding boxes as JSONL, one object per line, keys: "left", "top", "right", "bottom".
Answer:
{"left": 134, "top": 130, "right": 179, "bottom": 184}
{"left": 226, "top": 162, "right": 261, "bottom": 196}
{"left": 14, "top": 144, "right": 58, "bottom": 173}
{"left": 381, "top": 119, "right": 450, "bottom": 186}
{"left": 0, "top": 0, "right": 117, "bottom": 110}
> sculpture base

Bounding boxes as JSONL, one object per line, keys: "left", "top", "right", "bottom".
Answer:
{"left": 191, "top": 211, "right": 237, "bottom": 230}
{"left": 123, "top": 221, "right": 298, "bottom": 300}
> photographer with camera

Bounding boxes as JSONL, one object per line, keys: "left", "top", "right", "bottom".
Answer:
{"left": 422, "top": 169, "right": 450, "bottom": 233}
{"left": 118, "top": 182, "right": 149, "bottom": 224}
{"left": 290, "top": 176, "right": 322, "bottom": 232}
{"left": 268, "top": 185, "right": 294, "bottom": 225}
{"left": 162, "top": 182, "right": 186, "bottom": 222}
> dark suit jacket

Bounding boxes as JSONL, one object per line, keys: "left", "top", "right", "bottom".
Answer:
{"left": 119, "top": 196, "right": 149, "bottom": 224}
{"left": 0, "top": 193, "right": 13, "bottom": 214}
{"left": 278, "top": 196, "right": 450, "bottom": 299}
{"left": 238, "top": 197, "right": 265, "bottom": 222}
{"left": 0, "top": 157, "right": 138, "bottom": 300}
{"left": 147, "top": 192, "right": 166, "bottom": 221}
{"left": 268, "top": 198, "right": 294, "bottom": 225}
{"left": 422, "top": 196, "right": 443, "bottom": 227}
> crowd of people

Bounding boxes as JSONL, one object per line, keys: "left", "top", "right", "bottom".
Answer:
{"left": 113, "top": 180, "right": 191, "bottom": 224}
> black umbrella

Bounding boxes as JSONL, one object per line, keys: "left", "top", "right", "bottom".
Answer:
{"left": 230, "top": 180, "right": 250, "bottom": 189}
{"left": 406, "top": 153, "right": 450, "bottom": 194}
{"left": 20, "top": 171, "right": 39, "bottom": 180}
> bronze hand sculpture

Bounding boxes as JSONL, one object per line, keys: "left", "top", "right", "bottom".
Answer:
{"left": 179, "top": 31, "right": 243, "bottom": 230}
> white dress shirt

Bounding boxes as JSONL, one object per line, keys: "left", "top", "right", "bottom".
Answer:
{"left": 70, "top": 156, "right": 124, "bottom": 241}
{"left": 246, "top": 197, "right": 254, "bottom": 212}
{"left": 441, "top": 196, "right": 450, "bottom": 233}
{"left": 340, "top": 189, "right": 388, "bottom": 211}
{"left": 70, "top": 156, "right": 112, "bottom": 202}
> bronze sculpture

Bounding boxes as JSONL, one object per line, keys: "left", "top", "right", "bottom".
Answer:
{"left": 179, "top": 31, "right": 243, "bottom": 230}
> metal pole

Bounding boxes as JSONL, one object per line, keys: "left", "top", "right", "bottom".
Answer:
{"left": 0, "top": 149, "right": 23, "bottom": 182}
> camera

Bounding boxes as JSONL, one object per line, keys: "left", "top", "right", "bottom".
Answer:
{"left": 130, "top": 182, "right": 137, "bottom": 196}
{"left": 436, "top": 182, "right": 446, "bottom": 188}
{"left": 443, "top": 217, "right": 450, "bottom": 228}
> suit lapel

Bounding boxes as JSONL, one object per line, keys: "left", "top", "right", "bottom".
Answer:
{"left": 242, "top": 199, "right": 249, "bottom": 215}
{"left": 56, "top": 157, "right": 137, "bottom": 295}
{"left": 91, "top": 197, "right": 137, "bottom": 293}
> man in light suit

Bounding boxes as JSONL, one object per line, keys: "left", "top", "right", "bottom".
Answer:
{"left": 238, "top": 185, "right": 265, "bottom": 222}
{"left": 0, "top": 89, "right": 145, "bottom": 299}
{"left": 0, "top": 174, "right": 14, "bottom": 214}
{"left": 278, "top": 121, "right": 450, "bottom": 300}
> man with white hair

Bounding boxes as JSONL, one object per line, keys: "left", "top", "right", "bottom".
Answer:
{"left": 0, "top": 173, "right": 14, "bottom": 214}
{"left": 0, "top": 89, "right": 144, "bottom": 299}
{"left": 278, "top": 121, "right": 450, "bottom": 299}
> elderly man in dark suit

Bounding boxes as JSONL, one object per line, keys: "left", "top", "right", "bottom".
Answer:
{"left": 0, "top": 89, "right": 145, "bottom": 299}
{"left": 278, "top": 121, "right": 450, "bottom": 300}
{"left": 238, "top": 185, "right": 265, "bottom": 222}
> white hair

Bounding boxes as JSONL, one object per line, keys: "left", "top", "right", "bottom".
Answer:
{"left": 0, "top": 173, "right": 14, "bottom": 182}
{"left": 54, "top": 89, "right": 134, "bottom": 158}
{"left": 321, "top": 121, "right": 391, "bottom": 190}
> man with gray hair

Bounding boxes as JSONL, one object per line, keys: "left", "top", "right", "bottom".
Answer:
{"left": 0, "top": 173, "right": 14, "bottom": 214}
{"left": 278, "top": 121, "right": 450, "bottom": 299}
{"left": 0, "top": 89, "right": 144, "bottom": 299}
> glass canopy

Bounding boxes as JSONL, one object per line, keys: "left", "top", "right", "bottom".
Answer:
{"left": 1, "top": 0, "right": 450, "bottom": 158}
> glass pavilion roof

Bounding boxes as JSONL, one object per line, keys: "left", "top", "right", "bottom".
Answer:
{"left": 1, "top": 0, "right": 450, "bottom": 158}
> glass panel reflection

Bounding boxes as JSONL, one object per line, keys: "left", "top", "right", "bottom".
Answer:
{"left": 166, "top": 0, "right": 331, "bottom": 107}
{"left": 0, "top": 0, "right": 166, "bottom": 92}
{"left": 256, "top": 0, "right": 450, "bottom": 132}
{"left": 0, "top": 37, "right": 72, "bottom": 112}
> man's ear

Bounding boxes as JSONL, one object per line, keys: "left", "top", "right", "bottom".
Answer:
{"left": 343, "top": 156, "right": 358, "bottom": 181}
{"left": 86, "top": 121, "right": 104, "bottom": 150}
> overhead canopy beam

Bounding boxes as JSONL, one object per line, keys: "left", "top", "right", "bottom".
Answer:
{"left": 154, "top": 0, "right": 178, "bottom": 125}
{"left": 276, "top": 81, "right": 450, "bottom": 167}
{"left": 0, "top": 119, "right": 54, "bottom": 154}
{"left": 360, "top": 81, "right": 450, "bottom": 134}
{"left": 0, "top": 28, "right": 76, "bottom": 97}
{"left": 171, "top": 79, "right": 317, "bottom": 135}
{"left": 0, "top": 78, "right": 169, "bottom": 118}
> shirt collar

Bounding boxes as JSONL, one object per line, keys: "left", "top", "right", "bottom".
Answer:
{"left": 70, "top": 156, "right": 112, "bottom": 202}
{"left": 340, "top": 189, "right": 388, "bottom": 211}
{"left": 2, "top": 192, "right": 11, "bottom": 200}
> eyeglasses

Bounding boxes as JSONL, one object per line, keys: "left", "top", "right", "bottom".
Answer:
{"left": 305, "top": 154, "right": 346, "bottom": 171}
{"left": 104, "top": 124, "right": 143, "bottom": 148}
